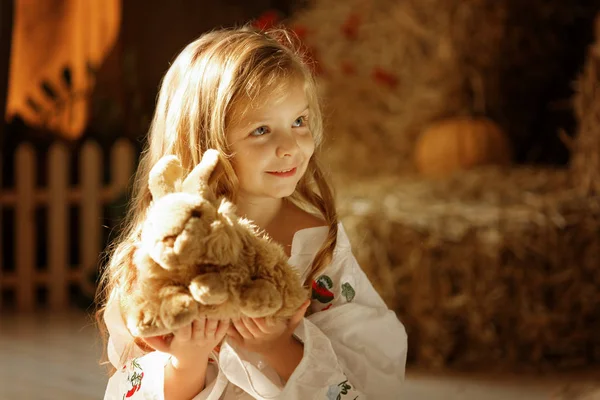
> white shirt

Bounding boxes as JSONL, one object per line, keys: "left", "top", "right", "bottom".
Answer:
{"left": 103, "top": 223, "right": 407, "bottom": 399}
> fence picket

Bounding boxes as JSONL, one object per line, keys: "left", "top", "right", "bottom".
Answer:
{"left": 111, "top": 138, "right": 136, "bottom": 195}
{"left": 80, "top": 141, "right": 102, "bottom": 293}
{"left": 15, "top": 144, "right": 36, "bottom": 311}
{"left": 48, "top": 143, "right": 69, "bottom": 309}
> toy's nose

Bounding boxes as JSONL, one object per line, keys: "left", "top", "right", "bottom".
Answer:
{"left": 190, "top": 208, "right": 202, "bottom": 219}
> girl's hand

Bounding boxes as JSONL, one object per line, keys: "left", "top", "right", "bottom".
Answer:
{"left": 227, "top": 300, "right": 310, "bottom": 355}
{"left": 142, "top": 318, "right": 230, "bottom": 370}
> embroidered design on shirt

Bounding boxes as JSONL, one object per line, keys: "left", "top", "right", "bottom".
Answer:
{"left": 123, "top": 358, "right": 144, "bottom": 398}
{"left": 341, "top": 282, "right": 356, "bottom": 302}
{"left": 326, "top": 379, "right": 358, "bottom": 400}
{"left": 312, "top": 275, "right": 335, "bottom": 304}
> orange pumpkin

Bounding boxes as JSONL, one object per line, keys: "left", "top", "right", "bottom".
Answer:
{"left": 414, "top": 117, "right": 512, "bottom": 177}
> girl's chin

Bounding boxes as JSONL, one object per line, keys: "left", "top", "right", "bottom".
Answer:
{"left": 270, "top": 184, "right": 300, "bottom": 199}
{"left": 266, "top": 187, "right": 297, "bottom": 199}
{"left": 237, "top": 186, "right": 298, "bottom": 201}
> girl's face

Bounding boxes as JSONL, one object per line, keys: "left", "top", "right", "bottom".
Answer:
{"left": 227, "top": 81, "right": 315, "bottom": 202}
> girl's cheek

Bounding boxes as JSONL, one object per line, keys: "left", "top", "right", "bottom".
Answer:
{"left": 300, "top": 134, "right": 315, "bottom": 154}
{"left": 249, "top": 137, "right": 273, "bottom": 151}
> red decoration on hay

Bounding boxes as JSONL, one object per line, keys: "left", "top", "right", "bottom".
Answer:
{"left": 372, "top": 67, "right": 398, "bottom": 88}
{"left": 290, "top": 24, "right": 308, "bottom": 40}
{"left": 341, "top": 13, "right": 361, "bottom": 40}
{"left": 253, "top": 10, "right": 280, "bottom": 31}
{"left": 341, "top": 61, "right": 356, "bottom": 75}
{"left": 303, "top": 47, "right": 324, "bottom": 76}
{"left": 251, "top": 14, "right": 324, "bottom": 76}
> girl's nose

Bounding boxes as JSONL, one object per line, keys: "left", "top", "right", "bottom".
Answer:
{"left": 276, "top": 130, "right": 299, "bottom": 158}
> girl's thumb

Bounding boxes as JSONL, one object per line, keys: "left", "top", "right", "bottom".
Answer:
{"left": 141, "top": 334, "right": 172, "bottom": 353}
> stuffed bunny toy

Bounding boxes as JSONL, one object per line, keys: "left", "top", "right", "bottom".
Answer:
{"left": 122, "top": 149, "right": 309, "bottom": 337}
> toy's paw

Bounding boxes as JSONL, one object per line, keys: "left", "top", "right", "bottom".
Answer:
{"left": 190, "top": 273, "right": 229, "bottom": 305}
{"left": 239, "top": 279, "right": 282, "bottom": 318}
{"left": 127, "top": 307, "right": 169, "bottom": 337}
{"left": 159, "top": 291, "right": 198, "bottom": 331}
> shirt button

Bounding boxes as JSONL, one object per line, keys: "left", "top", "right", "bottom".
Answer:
{"left": 257, "top": 360, "right": 266, "bottom": 370}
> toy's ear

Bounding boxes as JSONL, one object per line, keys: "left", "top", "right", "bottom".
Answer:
{"left": 149, "top": 155, "right": 183, "bottom": 200}
{"left": 182, "top": 149, "right": 220, "bottom": 197}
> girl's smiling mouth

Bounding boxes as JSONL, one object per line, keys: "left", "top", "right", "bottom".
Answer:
{"left": 266, "top": 167, "right": 297, "bottom": 177}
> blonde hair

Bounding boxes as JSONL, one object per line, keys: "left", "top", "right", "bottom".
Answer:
{"left": 95, "top": 25, "right": 338, "bottom": 358}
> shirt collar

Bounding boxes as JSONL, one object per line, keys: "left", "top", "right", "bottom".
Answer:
{"left": 290, "top": 222, "right": 349, "bottom": 257}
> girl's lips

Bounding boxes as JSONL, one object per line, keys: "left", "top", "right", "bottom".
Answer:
{"left": 266, "top": 167, "right": 297, "bottom": 177}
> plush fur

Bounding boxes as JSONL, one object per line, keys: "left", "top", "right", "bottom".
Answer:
{"left": 122, "top": 150, "right": 310, "bottom": 337}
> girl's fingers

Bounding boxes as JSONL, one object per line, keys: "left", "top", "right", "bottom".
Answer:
{"left": 290, "top": 300, "right": 311, "bottom": 327}
{"left": 191, "top": 318, "right": 206, "bottom": 340}
{"left": 174, "top": 323, "right": 192, "bottom": 342}
{"left": 241, "top": 316, "right": 262, "bottom": 337}
{"left": 254, "top": 317, "right": 282, "bottom": 334}
{"left": 226, "top": 325, "right": 243, "bottom": 343}
{"left": 215, "top": 319, "right": 230, "bottom": 340}
{"left": 205, "top": 318, "right": 219, "bottom": 338}
{"left": 232, "top": 318, "right": 252, "bottom": 339}
{"left": 253, "top": 317, "right": 271, "bottom": 334}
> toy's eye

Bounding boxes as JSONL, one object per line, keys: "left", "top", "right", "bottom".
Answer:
{"left": 191, "top": 209, "right": 202, "bottom": 218}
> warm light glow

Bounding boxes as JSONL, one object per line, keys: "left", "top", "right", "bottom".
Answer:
{"left": 6, "top": 0, "right": 121, "bottom": 139}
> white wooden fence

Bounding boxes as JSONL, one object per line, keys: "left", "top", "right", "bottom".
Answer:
{"left": 0, "top": 139, "right": 136, "bottom": 311}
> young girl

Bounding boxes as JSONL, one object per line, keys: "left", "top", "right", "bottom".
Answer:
{"left": 99, "top": 26, "right": 407, "bottom": 400}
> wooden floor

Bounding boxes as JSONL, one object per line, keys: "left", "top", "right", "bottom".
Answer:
{"left": 0, "top": 310, "right": 598, "bottom": 399}
{"left": 0, "top": 310, "right": 106, "bottom": 400}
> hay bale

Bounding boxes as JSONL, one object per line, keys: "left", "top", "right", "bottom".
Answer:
{"left": 553, "top": 384, "right": 600, "bottom": 400}
{"left": 292, "top": 0, "right": 596, "bottom": 175}
{"left": 336, "top": 167, "right": 600, "bottom": 371}
{"left": 572, "top": 14, "right": 600, "bottom": 197}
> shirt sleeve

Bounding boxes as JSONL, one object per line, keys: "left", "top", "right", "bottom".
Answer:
{"left": 218, "top": 231, "right": 407, "bottom": 400}
{"left": 102, "top": 290, "right": 228, "bottom": 400}
{"left": 284, "top": 251, "right": 407, "bottom": 399}
{"left": 103, "top": 352, "right": 226, "bottom": 400}
{"left": 103, "top": 351, "right": 169, "bottom": 400}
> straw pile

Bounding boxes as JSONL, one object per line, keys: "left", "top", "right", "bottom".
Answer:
{"left": 554, "top": 384, "right": 600, "bottom": 400}
{"left": 336, "top": 167, "right": 600, "bottom": 370}
{"left": 291, "top": 1, "right": 600, "bottom": 371}
{"left": 572, "top": 15, "right": 600, "bottom": 197}
{"left": 292, "top": 0, "right": 595, "bottom": 175}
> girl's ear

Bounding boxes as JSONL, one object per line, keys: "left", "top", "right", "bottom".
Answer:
{"left": 148, "top": 155, "right": 183, "bottom": 200}
{"left": 182, "top": 149, "right": 220, "bottom": 199}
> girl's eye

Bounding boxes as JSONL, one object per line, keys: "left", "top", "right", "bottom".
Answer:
{"left": 293, "top": 116, "right": 307, "bottom": 127}
{"left": 250, "top": 126, "right": 269, "bottom": 137}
